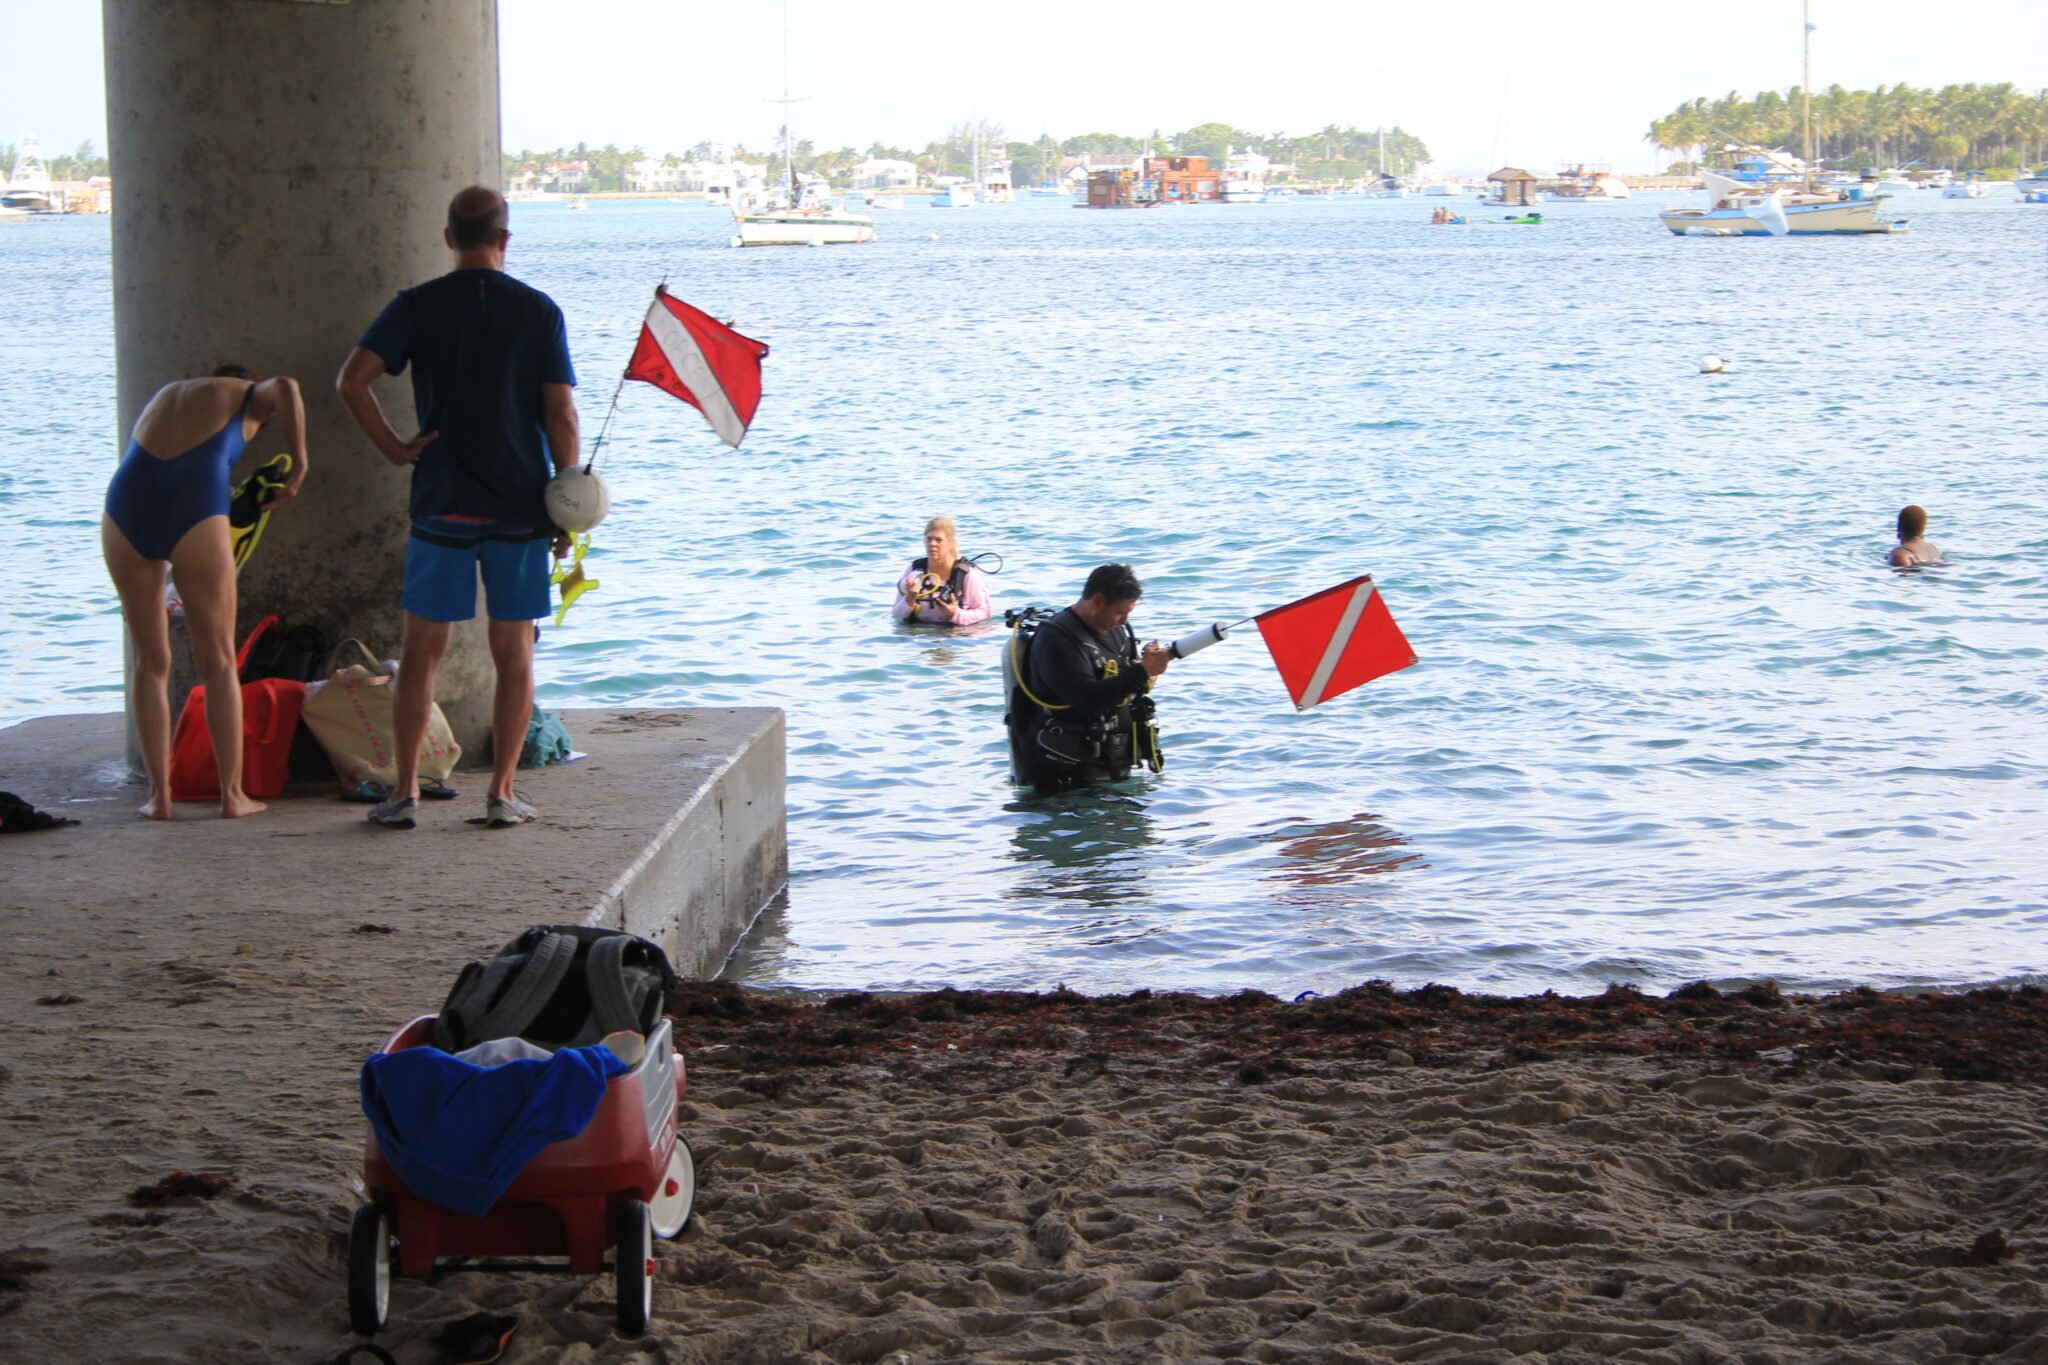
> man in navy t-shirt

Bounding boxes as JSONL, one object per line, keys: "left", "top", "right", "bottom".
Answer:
{"left": 337, "top": 186, "right": 579, "bottom": 831}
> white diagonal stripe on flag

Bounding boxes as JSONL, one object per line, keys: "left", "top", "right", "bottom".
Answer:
{"left": 644, "top": 301, "right": 746, "bottom": 447}
{"left": 1296, "top": 580, "right": 1376, "bottom": 709}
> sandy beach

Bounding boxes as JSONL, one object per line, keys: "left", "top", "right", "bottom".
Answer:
{"left": 8, "top": 961, "right": 2043, "bottom": 1363}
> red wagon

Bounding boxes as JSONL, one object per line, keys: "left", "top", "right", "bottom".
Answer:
{"left": 347, "top": 1014, "right": 696, "bottom": 1336}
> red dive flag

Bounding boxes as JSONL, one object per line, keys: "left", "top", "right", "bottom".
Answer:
{"left": 1254, "top": 575, "right": 1417, "bottom": 710}
{"left": 623, "top": 286, "right": 769, "bottom": 447}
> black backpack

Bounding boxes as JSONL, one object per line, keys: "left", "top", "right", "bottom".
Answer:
{"left": 240, "top": 618, "right": 332, "bottom": 685}
{"left": 431, "top": 925, "right": 678, "bottom": 1053}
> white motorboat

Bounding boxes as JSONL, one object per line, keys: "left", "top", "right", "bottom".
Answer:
{"left": 931, "top": 181, "right": 975, "bottom": 208}
{"left": 1661, "top": 170, "right": 1900, "bottom": 236}
{"left": 1221, "top": 177, "right": 1263, "bottom": 203}
{"left": 2016, "top": 169, "right": 2048, "bottom": 203}
{"left": 981, "top": 162, "right": 1014, "bottom": 204}
{"left": 1942, "top": 172, "right": 1988, "bottom": 199}
{"left": 1421, "top": 180, "right": 1465, "bottom": 197}
{"left": 1, "top": 137, "right": 56, "bottom": 214}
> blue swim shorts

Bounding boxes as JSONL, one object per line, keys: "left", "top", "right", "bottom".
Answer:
{"left": 402, "top": 528, "right": 553, "bottom": 623}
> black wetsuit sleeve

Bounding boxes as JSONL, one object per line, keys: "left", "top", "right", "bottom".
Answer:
{"left": 1034, "top": 624, "right": 1147, "bottom": 715}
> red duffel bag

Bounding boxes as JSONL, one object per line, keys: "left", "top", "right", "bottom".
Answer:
{"left": 169, "top": 616, "right": 309, "bottom": 801}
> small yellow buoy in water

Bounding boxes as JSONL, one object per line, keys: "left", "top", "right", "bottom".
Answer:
{"left": 1700, "top": 355, "right": 1727, "bottom": 374}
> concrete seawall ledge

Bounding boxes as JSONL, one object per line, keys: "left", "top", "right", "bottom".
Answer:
{"left": 0, "top": 705, "right": 784, "bottom": 1359}
{"left": 0, "top": 706, "right": 786, "bottom": 976}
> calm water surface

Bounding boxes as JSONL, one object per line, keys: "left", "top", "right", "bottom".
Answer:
{"left": 6, "top": 193, "right": 2045, "bottom": 995}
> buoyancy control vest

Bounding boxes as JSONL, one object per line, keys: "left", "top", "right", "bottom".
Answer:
{"left": 1002, "top": 607, "right": 1163, "bottom": 790}
{"left": 907, "top": 556, "right": 971, "bottom": 606}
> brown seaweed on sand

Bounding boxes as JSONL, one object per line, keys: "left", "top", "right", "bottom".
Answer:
{"left": 665, "top": 980, "right": 2048, "bottom": 1084}
{"left": 128, "top": 1171, "right": 233, "bottom": 1207}
{"left": 0, "top": 1252, "right": 49, "bottom": 1292}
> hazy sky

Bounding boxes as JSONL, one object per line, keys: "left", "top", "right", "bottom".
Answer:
{"left": 6, "top": 1, "right": 2046, "bottom": 172}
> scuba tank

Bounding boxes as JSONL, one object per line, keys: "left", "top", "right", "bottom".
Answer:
{"left": 1001, "top": 607, "right": 1053, "bottom": 784}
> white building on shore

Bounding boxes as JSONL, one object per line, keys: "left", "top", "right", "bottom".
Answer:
{"left": 626, "top": 157, "right": 686, "bottom": 193}
{"left": 852, "top": 157, "right": 919, "bottom": 190}
{"left": 615, "top": 155, "right": 771, "bottom": 197}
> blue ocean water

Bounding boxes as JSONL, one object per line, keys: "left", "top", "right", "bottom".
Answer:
{"left": 6, "top": 193, "right": 2045, "bottom": 996}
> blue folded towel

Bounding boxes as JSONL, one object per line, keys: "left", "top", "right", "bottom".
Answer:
{"left": 360, "top": 1041, "right": 630, "bottom": 1217}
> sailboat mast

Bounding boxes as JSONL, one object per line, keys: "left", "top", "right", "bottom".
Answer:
{"left": 1801, "top": 0, "right": 1814, "bottom": 192}
{"left": 783, "top": 0, "right": 796, "bottom": 203}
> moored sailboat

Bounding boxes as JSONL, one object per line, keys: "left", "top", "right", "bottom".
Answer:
{"left": 730, "top": 1, "right": 874, "bottom": 247}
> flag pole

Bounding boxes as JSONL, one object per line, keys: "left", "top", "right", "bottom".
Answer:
{"left": 585, "top": 371, "right": 629, "bottom": 476}
{"left": 586, "top": 276, "right": 669, "bottom": 476}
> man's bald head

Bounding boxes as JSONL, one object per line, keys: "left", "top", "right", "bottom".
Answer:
{"left": 446, "top": 186, "right": 508, "bottom": 249}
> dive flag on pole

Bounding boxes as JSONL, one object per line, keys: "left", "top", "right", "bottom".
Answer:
{"left": 623, "top": 285, "right": 770, "bottom": 447}
{"left": 1254, "top": 575, "right": 1416, "bottom": 710}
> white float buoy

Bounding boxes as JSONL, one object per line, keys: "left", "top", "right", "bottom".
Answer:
{"left": 926, "top": 232, "right": 938, "bottom": 241}
{"left": 1700, "top": 355, "right": 1727, "bottom": 374}
{"left": 544, "top": 466, "right": 612, "bottom": 533}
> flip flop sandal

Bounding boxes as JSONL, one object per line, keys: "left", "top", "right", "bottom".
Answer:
{"left": 430, "top": 1311, "right": 519, "bottom": 1365}
{"left": 344, "top": 780, "right": 459, "bottom": 804}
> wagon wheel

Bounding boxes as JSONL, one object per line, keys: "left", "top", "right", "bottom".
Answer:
{"left": 649, "top": 1138, "right": 696, "bottom": 1240}
{"left": 346, "top": 1202, "right": 393, "bottom": 1336}
{"left": 616, "top": 1200, "right": 653, "bottom": 1335}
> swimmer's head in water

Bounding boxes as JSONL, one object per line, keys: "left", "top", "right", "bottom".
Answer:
{"left": 211, "top": 364, "right": 259, "bottom": 381}
{"left": 1898, "top": 504, "right": 1928, "bottom": 542}
{"left": 446, "top": 185, "right": 509, "bottom": 250}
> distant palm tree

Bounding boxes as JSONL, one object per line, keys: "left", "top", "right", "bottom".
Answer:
{"left": 1651, "top": 81, "right": 2043, "bottom": 171}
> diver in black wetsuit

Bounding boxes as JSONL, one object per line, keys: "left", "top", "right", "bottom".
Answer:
{"left": 1008, "top": 563, "right": 1171, "bottom": 792}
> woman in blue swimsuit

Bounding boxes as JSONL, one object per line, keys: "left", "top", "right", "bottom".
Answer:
{"left": 102, "top": 365, "right": 308, "bottom": 819}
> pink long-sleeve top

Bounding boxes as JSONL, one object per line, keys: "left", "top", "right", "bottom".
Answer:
{"left": 892, "top": 560, "right": 993, "bottom": 626}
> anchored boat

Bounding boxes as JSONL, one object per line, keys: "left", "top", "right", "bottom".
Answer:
{"left": 731, "top": 1, "right": 875, "bottom": 247}
{"left": 1, "top": 136, "right": 55, "bottom": 215}
{"left": 731, "top": 197, "right": 875, "bottom": 247}
{"left": 1660, "top": 171, "right": 1903, "bottom": 235}
{"left": 1662, "top": 2, "right": 1904, "bottom": 238}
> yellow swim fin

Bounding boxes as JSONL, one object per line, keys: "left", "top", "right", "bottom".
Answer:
{"left": 550, "top": 533, "right": 599, "bottom": 626}
{"left": 228, "top": 453, "right": 293, "bottom": 571}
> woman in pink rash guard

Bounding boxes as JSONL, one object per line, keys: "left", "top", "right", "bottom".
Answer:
{"left": 893, "top": 514, "right": 992, "bottom": 625}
